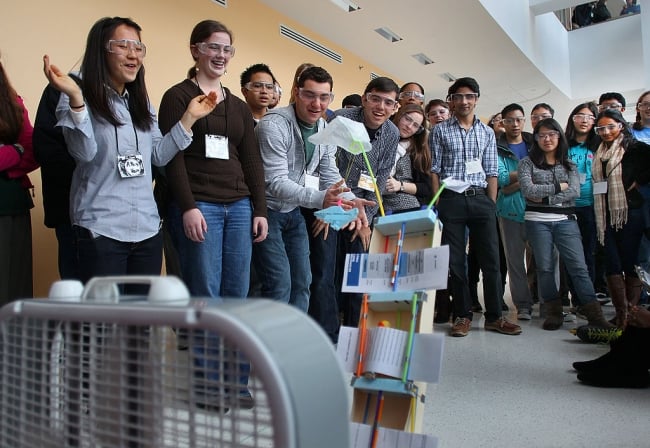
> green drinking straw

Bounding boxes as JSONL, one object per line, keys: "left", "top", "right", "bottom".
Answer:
{"left": 401, "top": 291, "right": 419, "bottom": 382}
{"left": 427, "top": 182, "right": 447, "bottom": 209}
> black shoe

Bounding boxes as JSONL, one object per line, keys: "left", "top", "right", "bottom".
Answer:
{"left": 577, "top": 370, "right": 650, "bottom": 388}
{"left": 434, "top": 312, "right": 450, "bottom": 323}
{"left": 573, "top": 352, "right": 615, "bottom": 373}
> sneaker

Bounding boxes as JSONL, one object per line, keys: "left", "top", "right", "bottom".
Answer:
{"left": 595, "top": 292, "right": 610, "bottom": 305}
{"left": 517, "top": 309, "right": 532, "bottom": 320}
{"left": 484, "top": 317, "right": 522, "bottom": 335}
{"left": 450, "top": 317, "right": 471, "bottom": 337}
{"left": 576, "top": 325, "right": 623, "bottom": 344}
{"left": 563, "top": 311, "right": 577, "bottom": 323}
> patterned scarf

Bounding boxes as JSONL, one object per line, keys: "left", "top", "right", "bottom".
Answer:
{"left": 592, "top": 134, "right": 626, "bottom": 245}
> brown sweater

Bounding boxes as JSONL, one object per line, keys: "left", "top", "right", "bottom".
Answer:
{"left": 158, "top": 79, "right": 267, "bottom": 218}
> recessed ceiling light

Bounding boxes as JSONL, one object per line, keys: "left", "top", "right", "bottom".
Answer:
{"left": 412, "top": 53, "right": 434, "bottom": 65}
{"left": 374, "top": 27, "right": 402, "bottom": 43}
{"left": 440, "top": 72, "right": 457, "bottom": 82}
{"left": 329, "top": 0, "right": 361, "bottom": 12}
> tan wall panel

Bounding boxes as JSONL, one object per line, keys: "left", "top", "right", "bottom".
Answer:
{"left": 1, "top": 0, "right": 400, "bottom": 297}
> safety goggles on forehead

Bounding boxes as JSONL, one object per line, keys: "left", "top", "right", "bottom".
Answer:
{"left": 194, "top": 42, "right": 236, "bottom": 57}
{"left": 106, "top": 39, "right": 146, "bottom": 57}
{"left": 399, "top": 91, "right": 425, "bottom": 101}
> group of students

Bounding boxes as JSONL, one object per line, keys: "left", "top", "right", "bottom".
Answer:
{"left": 2, "top": 14, "right": 650, "bottom": 393}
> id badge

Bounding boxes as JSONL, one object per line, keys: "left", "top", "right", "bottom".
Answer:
{"left": 305, "top": 173, "right": 319, "bottom": 190}
{"left": 357, "top": 172, "right": 375, "bottom": 191}
{"left": 117, "top": 154, "right": 145, "bottom": 178}
{"left": 465, "top": 159, "right": 483, "bottom": 175}
{"left": 593, "top": 181, "right": 608, "bottom": 195}
{"left": 205, "top": 134, "right": 229, "bottom": 159}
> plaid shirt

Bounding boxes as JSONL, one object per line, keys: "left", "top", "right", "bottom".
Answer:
{"left": 430, "top": 115, "right": 497, "bottom": 188}
{"left": 334, "top": 107, "right": 399, "bottom": 221}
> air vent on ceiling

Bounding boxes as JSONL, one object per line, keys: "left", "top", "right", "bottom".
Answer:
{"left": 370, "top": 72, "right": 380, "bottom": 80}
{"left": 412, "top": 53, "right": 434, "bottom": 65}
{"left": 330, "top": 0, "right": 361, "bottom": 12}
{"left": 440, "top": 72, "right": 458, "bottom": 82}
{"left": 279, "top": 25, "right": 343, "bottom": 63}
{"left": 210, "top": 0, "right": 227, "bottom": 6}
{"left": 374, "top": 27, "right": 402, "bottom": 43}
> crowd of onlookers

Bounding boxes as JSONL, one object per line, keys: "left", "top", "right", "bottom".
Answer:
{"left": 572, "top": 0, "right": 640, "bottom": 28}
{"left": 1, "top": 14, "right": 649, "bottom": 390}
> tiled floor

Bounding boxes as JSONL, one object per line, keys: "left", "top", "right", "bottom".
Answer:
{"left": 422, "top": 298, "right": 650, "bottom": 448}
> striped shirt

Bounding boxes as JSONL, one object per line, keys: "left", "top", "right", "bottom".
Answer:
{"left": 334, "top": 106, "right": 399, "bottom": 222}
{"left": 430, "top": 115, "right": 497, "bottom": 188}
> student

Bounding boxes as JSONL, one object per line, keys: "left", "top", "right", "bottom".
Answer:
{"left": 598, "top": 92, "right": 626, "bottom": 114}
{"left": 592, "top": 109, "right": 650, "bottom": 327}
{"left": 341, "top": 93, "right": 362, "bottom": 109}
{"left": 385, "top": 103, "right": 432, "bottom": 212}
{"left": 0, "top": 53, "right": 39, "bottom": 303}
{"left": 496, "top": 103, "right": 534, "bottom": 320}
{"left": 398, "top": 82, "right": 425, "bottom": 108}
{"left": 431, "top": 77, "right": 521, "bottom": 337}
{"left": 334, "top": 77, "right": 400, "bottom": 327}
{"left": 43, "top": 16, "right": 217, "bottom": 285}
{"left": 425, "top": 99, "right": 450, "bottom": 128}
{"left": 530, "top": 103, "right": 554, "bottom": 130}
{"left": 240, "top": 63, "right": 277, "bottom": 122}
{"left": 518, "top": 118, "right": 612, "bottom": 331}
{"left": 159, "top": 19, "right": 267, "bottom": 301}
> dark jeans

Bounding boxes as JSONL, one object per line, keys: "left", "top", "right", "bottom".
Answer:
{"left": 55, "top": 223, "right": 80, "bottom": 280}
{"left": 302, "top": 207, "right": 340, "bottom": 344}
{"left": 605, "top": 207, "right": 645, "bottom": 277}
{"left": 75, "top": 226, "right": 163, "bottom": 293}
{"left": 437, "top": 190, "right": 502, "bottom": 321}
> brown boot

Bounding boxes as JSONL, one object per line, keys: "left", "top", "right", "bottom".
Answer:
{"left": 625, "top": 276, "right": 643, "bottom": 307}
{"left": 542, "top": 299, "right": 564, "bottom": 331}
{"left": 577, "top": 301, "right": 615, "bottom": 329}
{"left": 606, "top": 275, "right": 627, "bottom": 327}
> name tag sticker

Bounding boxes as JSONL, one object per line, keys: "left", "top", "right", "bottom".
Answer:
{"left": 593, "top": 181, "right": 607, "bottom": 195}
{"left": 357, "top": 172, "right": 375, "bottom": 192}
{"left": 205, "top": 134, "right": 229, "bottom": 159}
{"left": 465, "top": 159, "right": 483, "bottom": 175}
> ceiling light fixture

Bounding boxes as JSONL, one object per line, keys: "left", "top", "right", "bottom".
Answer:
{"left": 412, "top": 53, "right": 434, "bottom": 65}
{"left": 374, "top": 27, "right": 403, "bottom": 43}
{"left": 440, "top": 72, "right": 457, "bottom": 82}
{"left": 329, "top": 0, "right": 361, "bottom": 12}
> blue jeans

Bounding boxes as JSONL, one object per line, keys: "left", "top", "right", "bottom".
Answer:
{"left": 252, "top": 208, "right": 311, "bottom": 312}
{"left": 75, "top": 226, "right": 163, "bottom": 293}
{"left": 525, "top": 218, "right": 596, "bottom": 306}
{"left": 168, "top": 198, "right": 253, "bottom": 395}
{"left": 302, "top": 207, "right": 339, "bottom": 343}
{"left": 168, "top": 198, "right": 252, "bottom": 299}
{"left": 605, "top": 207, "right": 645, "bottom": 277}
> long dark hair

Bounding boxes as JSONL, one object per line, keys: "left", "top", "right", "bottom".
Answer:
{"left": 597, "top": 108, "right": 635, "bottom": 148}
{"left": 529, "top": 118, "right": 572, "bottom": 170}
{"left": 632, "top": 90, "right": 650, "bottom": 131}
{"left": 564, "top": 101, "right": 600, "bottom": 150}
{"left": 391, "top": 104, "right": 431, "bottom": 175}
{"left": 81, "top": 17, "right": 153, "bottom": 130}
{"left": 0, "top": 56, "right": 22, "bottom": 143}
{"left": 187, "top": 20, "right": 233, "bottom": 79}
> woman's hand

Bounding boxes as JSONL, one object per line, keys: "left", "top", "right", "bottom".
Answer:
{"left": 386, "top": 176, "right": 401, "bottom": 193}
{"left": 183, "top": 208, "right": 207, "bottom": 242}
{"left": 252, "top": 216, "right": 268, "bottom": 243}
{"left": 42, "top": 55, "right": 83, "bottom": 106}
{"left": 180, "top": 91, "right": 218, "bottom": 132}
{"left": 559, "top": 182, "right": 569, "bottom": 191}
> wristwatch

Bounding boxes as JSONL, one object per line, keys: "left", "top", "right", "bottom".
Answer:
{"left": 399, "top": 181, "right": 404, "bottom": 192}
